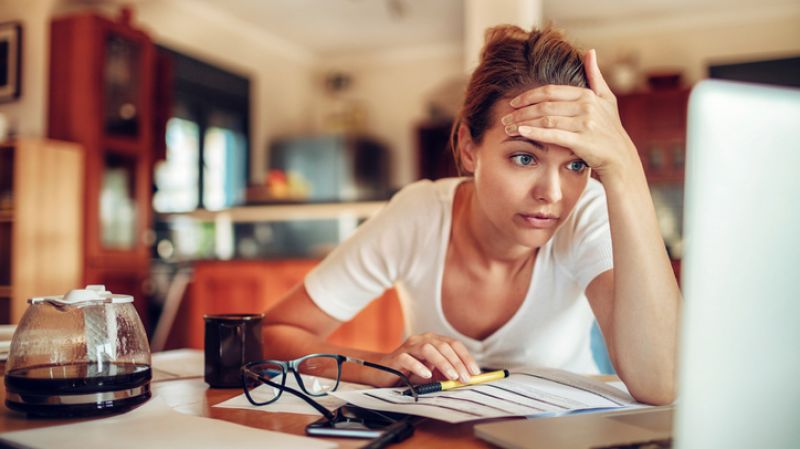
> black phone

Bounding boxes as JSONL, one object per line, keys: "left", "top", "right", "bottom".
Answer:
{"left": 305, "top": 405, "right": 407, "bottom": 439}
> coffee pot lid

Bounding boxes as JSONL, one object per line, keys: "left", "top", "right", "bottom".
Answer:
{"left": 28, "top": 284, "right": 133, "bottom": 305}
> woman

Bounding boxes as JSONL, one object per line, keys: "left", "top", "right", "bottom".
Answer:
{"left": 262, "top": 25, "right": 680, "bottom": 405}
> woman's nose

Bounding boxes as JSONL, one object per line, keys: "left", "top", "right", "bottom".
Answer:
{"left": 532, "top": 169, "right": 563, "bottom": 203}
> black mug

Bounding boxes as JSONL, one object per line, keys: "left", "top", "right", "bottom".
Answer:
{"left": 204, "top": 313, "right": 264, "bottom": 388}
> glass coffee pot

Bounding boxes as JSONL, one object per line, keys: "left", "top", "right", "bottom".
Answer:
{"left": 4, "top": 285, "right": 152, "bottom": 417}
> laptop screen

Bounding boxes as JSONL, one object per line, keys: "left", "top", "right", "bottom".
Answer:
{"left": 676, "top": 80, "right": 800, "bottom": 449}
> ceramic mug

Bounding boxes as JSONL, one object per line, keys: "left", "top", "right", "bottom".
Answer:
{"left": 203, "top": 313, "right": 264, "bottom": 388}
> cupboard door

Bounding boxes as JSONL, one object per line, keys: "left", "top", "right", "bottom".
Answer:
{"left": 103, "top": 33, "right": 142, "bottom": 137}
{"left": 49, "top": 12, "right": 158, "bottom": 329}
{"left": 618, "top": 88, "right": 689, "bottom": 183}
{"left": 169, "top": 260, "right": 405, "bottom": 353}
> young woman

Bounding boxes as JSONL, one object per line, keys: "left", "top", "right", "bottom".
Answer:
{"left": 262, "top": 25, "right": 680, "bottom": 405}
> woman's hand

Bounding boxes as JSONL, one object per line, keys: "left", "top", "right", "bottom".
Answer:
{"left": 367, "top": 333, "right": 481, "bottom": 387}
{"left": 501, "top": 49, "right": 640, "bottom": 185}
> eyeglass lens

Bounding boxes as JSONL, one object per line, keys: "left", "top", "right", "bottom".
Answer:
{"left": 242, "top": 362, "right": 287, "bottom": 405}
{"left": 297, "top": 356, "right": 341, "bottom": 396}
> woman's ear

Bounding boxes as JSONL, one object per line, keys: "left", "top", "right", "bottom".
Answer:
{"left": 458, "top": 123, "right": 477, "bottom": 174}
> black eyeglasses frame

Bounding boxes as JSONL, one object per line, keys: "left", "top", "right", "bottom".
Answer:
{"left": 240, "top": 353, "right": 418, "bottom": 422}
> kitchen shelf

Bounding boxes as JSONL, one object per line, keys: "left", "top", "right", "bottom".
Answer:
{"left": 161, "top": 201, "right": 387, "bottom": 224}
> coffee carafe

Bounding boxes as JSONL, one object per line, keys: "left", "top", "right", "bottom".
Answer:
{"left": 4, "top": 285, "right": 152, "bottom": 417}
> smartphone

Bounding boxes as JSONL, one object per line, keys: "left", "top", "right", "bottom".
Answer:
{"left": 305, "top": 405, "right": 404, "bottom": 438}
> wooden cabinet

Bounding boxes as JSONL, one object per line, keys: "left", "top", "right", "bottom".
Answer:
{"left": 165, "top": 260, "right": 405, "bottom": 354}
{"left": 47, "top": 10, "right": 156, "bottom": 325}
{"left": 0, "top": 139, "right": 84, "bottom": 323}
{"left": 618, "top": 88, "right": 690, "bottom": 184}
{"left": 618, "top": 88, "right": 691, "bottom": 278}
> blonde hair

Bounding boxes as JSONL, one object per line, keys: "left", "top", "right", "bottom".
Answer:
{"left": 451, "top": 25, "right": 588, "bottom": 174}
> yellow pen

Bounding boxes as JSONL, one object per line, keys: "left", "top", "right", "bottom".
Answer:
{"left": 402, "top": 369, "right": 509, "bottom": 396}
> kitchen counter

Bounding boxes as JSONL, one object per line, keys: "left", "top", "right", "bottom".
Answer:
{"left": 159, "top": 201, "right": 387, "bottom": 224}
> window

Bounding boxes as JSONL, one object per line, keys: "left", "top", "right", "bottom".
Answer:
{"left": 153, "top": 47, "right": 250, "bottom": 213}
{"left": 203, "top": 121, "right": 247, "bottom": 211}
{"left": 153, "top": 117, "right": 200, "bottom": 213}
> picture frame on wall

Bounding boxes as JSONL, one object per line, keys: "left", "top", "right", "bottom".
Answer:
{"left": 0, "top": 22, "right": 22, "bottom": 103}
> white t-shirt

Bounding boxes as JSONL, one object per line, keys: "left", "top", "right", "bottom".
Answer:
{"left": 305, "top": 177, "right": 614, "bottom": 374}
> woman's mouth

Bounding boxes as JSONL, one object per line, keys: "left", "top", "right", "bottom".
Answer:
{"left": 518, "top": 213, "right": 559, "bottom": 229}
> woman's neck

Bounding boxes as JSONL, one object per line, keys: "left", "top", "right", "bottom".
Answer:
{"left": 452, "top": 180, "right": 537, "bottom": 272}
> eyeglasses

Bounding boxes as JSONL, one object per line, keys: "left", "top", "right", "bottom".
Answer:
{"left": 241, "top": 353, "right": 418, "bottom": 420}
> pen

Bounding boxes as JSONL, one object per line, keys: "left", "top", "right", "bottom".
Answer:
{"left": 401, "top": 369, "right": 509, "bottom": 396}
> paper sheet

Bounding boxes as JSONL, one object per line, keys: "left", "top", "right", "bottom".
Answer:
{"left": 215, "top": 372, "right": 369, "bottom": 416}
{"left": 0, "top": 396, "right": 336, "bottom": 449}
{"left": 0, "top": 324, "right": 16, "bottom": 361}
{"left": 151, "top": 348, "right": 205, "bottom": 382}
{"left": 330, "top": 367, "right": 640, "bottom": 423}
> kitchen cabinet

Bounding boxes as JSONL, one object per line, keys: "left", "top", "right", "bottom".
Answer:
{"left": 165, "top": 260, "right": 405, "bottom": 353}
{"left": 48, "top": 10, "right": 157, "bottom": 325}
{"left": 618, "top": 87, "right": 691, "bottom": 276}
{"left": 618, "top": 88, "right": 690, "bottom": 185}
{"left": 0, "top": 139, "right": 84, "bottom": 323}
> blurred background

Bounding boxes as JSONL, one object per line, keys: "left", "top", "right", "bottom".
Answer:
{"left": 1, "top": 0, "right": 798, "bottom": 358}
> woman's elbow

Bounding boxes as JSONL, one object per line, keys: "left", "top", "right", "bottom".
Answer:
{"left": 629, "top": 377, "right": 676, "bottom": 405}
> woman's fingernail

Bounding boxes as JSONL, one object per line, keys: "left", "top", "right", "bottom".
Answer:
{"left": 446, "top": 369, "right": 458, "bottom": 380}
{"left": 510, "top": 97, "right": 521, "bottom": 107}
{"left": 421, "top": 368, "right": 432, "bottom": 378}
{"left": 518, "top": 125, "right": 533, "bottom": 135}
{"left": 461, "top": 374, "right": 472, "bottom": 383}
{"left": 504, "top": 124, "right": 517, "bottom": 135}
{"left": 501, "top": 114, "right": 513, "bottom": 125}
{"left": 470, "top": 364, "right": 481, "bottom": 375}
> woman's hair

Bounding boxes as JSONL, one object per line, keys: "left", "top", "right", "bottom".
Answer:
{"left": 451, "top": 25, "right": 588, "bottom": 174}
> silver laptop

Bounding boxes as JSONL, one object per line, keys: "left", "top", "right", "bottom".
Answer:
{"left": 475, "top": 80, "right": 800, "bottom": 449}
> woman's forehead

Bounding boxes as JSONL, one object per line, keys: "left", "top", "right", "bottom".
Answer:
{"left": 489, "top": 100, "right": 577, "bottom": 158}
{"left": 501, "top": 134, "right": 577, "bottom": 158}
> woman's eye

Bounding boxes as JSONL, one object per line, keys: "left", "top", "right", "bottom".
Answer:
{"left": 567, "top": 160, "right": 588, "bottom": 172}
{"left": 511, "top": 154, "right": 536, "bottom": 166}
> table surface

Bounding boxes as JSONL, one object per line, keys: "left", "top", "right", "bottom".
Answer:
{"left": 0, "top": 374, "right": 497, "bottom": 448}
{"left": 0, "top": 363, "right": 619, "bottom": 448}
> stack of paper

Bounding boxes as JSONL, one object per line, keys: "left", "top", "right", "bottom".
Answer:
{"left": 330, "top": 367, "right": 640, "bottom": 423}
{"left": 151, "top": 348, "right": 205, "bottom": 381}
{"left": 215, "top": 366, "right": 641, "bottom": 423}
{"left": 0, "top": 396, "right": 336, "bottom": 449}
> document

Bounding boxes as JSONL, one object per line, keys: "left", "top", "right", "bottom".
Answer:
{"left": 0, "top": 396, "right": 336, "bottom": 449}
{"left": 330, "top": 367, "right": 640, "bottom": 423}
{"left": 151, "top": 348, "right": 205, "bottom": 382}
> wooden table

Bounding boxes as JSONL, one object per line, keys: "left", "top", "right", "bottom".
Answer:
{"left": 0, "top": 375, "right": 494, "bottom": 448}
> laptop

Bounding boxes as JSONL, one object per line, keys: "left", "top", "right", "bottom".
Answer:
{"left": 475, "top": 79, "right": 800, "bottom": 449}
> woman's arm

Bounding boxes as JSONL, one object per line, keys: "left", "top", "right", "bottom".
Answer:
{"left": 587, "top": 155, "right": 681, "bottom": 405}
{"left": 261, "top": 282, "right": 383, "bottom": 385}
{"left": 263, "top": 283, "right": 480, "bottom": 386}
{"left": 502, "top": 50, "right": 681, "bottom": 405}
